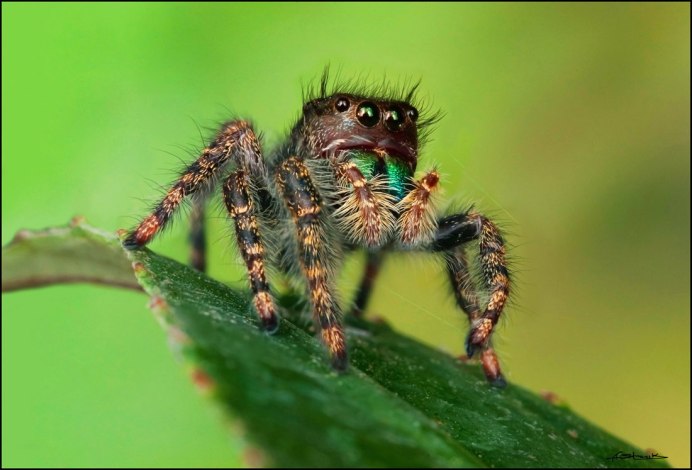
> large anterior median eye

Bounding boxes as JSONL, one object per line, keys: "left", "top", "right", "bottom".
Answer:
{"left": 384, "top": 106, "right": 405, "bottom": 131}
{"left": 356, "top": 102, "right": 380, "bottom": 127}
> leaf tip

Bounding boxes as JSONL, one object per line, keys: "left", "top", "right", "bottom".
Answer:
{"left": 11, "top": 229, "right": 33, "bottom": 243}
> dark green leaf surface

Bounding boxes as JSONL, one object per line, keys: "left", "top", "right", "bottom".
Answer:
{"left": 2, "top": 224, "right": 671, "bottom": 468}
{"left": 128, "top": 247, "right": 669, "bottom": 468}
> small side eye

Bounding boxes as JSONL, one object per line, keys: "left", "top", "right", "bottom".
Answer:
{"left": 335, "top": 97, "right": 350, "bottom": 112}
{"left": 407, "top": 107, "right": 418, "bottom": 122}
{"left": 384, "top": 106, "right": 405, "bottom": 131}
{"left": 356, "top": 102, "right": 380, "bottom": 127}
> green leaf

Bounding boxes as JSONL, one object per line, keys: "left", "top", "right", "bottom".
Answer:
{"left": 1, "top": 219, "right": 139, "bottom": 293}
{"left": 2, "top": 223, "right": 671, "bottom": 468}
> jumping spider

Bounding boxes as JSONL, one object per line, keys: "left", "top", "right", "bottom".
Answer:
{"left": 123, "top": 72, "right": 511, "bottom": 387}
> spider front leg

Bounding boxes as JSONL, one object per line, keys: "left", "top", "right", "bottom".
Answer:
{"left": 123, "top": 120, "right": 268, "bottom": 249}
{"left": 124, "top": 120, "right": 279, "bottom": 331}
{"left": 394, "top": 172, "right": 509, "bottom": 386}
{"left": 444, "top": 246, "right": 506, "bottom": 387}
{"left": 277, "top": 157, "right": 347, "bottom": 369}
{"left": 433, "top": 210, "right": 510, "bottom": 385}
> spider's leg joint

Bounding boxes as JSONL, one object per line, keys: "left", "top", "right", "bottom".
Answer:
{"left": 432, "top": 212, "right": 482, "bottom": 252}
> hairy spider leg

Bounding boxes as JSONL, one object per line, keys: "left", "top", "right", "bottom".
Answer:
{"left": 224, "top": 170, "right": 279, "bottom": 332}
{"left": 444, "top": 247, "right": 506, "bottom": 387}
{"left": 433, "top": 211, "right": 510, "bottom": 363}
{"left": 350, "top": 251, "right": 386, "bottom": 318}
{"left": 124, "top": 120, "right": 278, "bottom": 330}
{"left": 123, "top": 120, "right": 268, "bottom": 248}
{"left": 277, "top": 157, "right": 347, "bottom": 370}
{"left": 444, "top": 247, "right": 481, "bottom": 318}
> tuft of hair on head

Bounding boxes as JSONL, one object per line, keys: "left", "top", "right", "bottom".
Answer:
{"left": 320, "top": 65, "right": 330, "bottom": 98}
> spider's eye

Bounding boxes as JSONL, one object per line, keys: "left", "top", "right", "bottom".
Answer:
{"left": 335, "top": 97, "right": 350, "bottom": 112}
{"left": 356, "top": 102, "right": 380, "bottom": 127}
{"left": 407, "top": 107, "right": 419, "bottom": 122}
{"left": 384, "top": 106, "right": 405, "bottom": 131}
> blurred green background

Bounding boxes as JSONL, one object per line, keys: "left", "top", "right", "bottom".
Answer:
{"left": 3, "top": 3, "right": 689, "bottom": 467}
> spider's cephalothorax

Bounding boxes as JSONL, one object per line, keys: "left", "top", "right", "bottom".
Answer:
{"left": 123, "top": 74, "right": 511, "bottom": 386}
